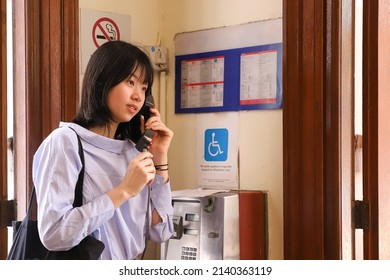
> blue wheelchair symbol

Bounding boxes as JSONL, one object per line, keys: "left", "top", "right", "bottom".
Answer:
{"left": 204, "top": 128, "right": 228, "bottom": 162}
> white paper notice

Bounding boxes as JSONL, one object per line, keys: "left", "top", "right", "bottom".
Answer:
{"left": 196, "top": 113, "right": 239, "bottom": 189}
{"left": 240, "top": 50, "right": 278, "bottom": 105}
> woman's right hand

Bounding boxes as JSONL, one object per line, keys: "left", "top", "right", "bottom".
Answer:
{"left": 107, "top": 151, "right": 155, "bottom": 208}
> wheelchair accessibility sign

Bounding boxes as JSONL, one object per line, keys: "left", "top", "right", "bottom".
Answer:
{"left": 204, "top": 128, "right": 228, "bottom": 161}
{"left": 196, "top": 114, "right": 238, "bottom": 189}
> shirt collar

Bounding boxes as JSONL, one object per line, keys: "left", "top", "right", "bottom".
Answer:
{"left": 59, "top": 122, "right": 135, "bottom": 154}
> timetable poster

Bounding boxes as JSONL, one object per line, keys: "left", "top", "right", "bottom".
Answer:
{"left": 180, "top": 56, "right": 225, "bottom": 109}
{"left": 240, "top": 49, "right": 278, "bottom": 105}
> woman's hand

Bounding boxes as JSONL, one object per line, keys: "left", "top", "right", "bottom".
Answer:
{"left": 108, "top": 151, "right": 155, "bottom": 208}
{"left": 143, "top": 107, "right": 173, "bottom": 161}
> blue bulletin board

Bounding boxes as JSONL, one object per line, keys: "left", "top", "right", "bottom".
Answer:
{"left": 175, "top": 43, "right": 282, "bottom": 114}
{"left": 174, "top": 18, "right": 282, "bottom": 114}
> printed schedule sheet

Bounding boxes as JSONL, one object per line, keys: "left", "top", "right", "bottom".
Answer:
{"left": 180, "top": 56, "right": 225, "bottom": 109}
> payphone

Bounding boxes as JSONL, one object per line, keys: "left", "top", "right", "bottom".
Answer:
{"left": 161, "top": 191, "right": 240, "bottom": 260}
{"left": 161, "top": 189, "right": 268, "bottom": 260}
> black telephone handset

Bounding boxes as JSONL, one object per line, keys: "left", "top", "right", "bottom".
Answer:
{"left": 135, "top": 95, "right": 157, "bottom": 152}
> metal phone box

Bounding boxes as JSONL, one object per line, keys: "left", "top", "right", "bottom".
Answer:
{"left": 161, "top": 192, "right": 239, "bottom": 260}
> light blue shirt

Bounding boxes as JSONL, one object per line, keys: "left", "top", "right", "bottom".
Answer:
{"left": 32, "top": 122, "right": 174, "bottom": 260}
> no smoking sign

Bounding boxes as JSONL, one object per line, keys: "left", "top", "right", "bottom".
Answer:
{"left": 81, "top": 9, "right": 131, "bottom": 73}
{"left": 92, "top": 17, "right": 120, "bottom": 48}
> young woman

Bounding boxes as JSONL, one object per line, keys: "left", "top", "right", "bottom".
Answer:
{"left": 32, "top": 41, "right": 174, "bottom": 260}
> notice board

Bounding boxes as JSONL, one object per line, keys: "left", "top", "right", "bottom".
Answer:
{"left": 175, "top": 18, "right": 282, "bottom": 114}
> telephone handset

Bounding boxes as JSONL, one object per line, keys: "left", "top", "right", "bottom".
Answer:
{"left": 135, "top": 95, "right": 157, "bottom": 152}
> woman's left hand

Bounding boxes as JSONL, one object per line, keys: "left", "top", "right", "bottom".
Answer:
{"left": 143, "top": 107, "right": 173, "bottom": 159}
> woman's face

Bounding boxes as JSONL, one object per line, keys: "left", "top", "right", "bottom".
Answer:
{"left": 106, "top": 68, "right": 148, "bottom": 124}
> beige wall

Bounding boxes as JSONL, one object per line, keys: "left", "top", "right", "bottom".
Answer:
{"left": 79, "top": 0, "right": 283, "bottom": 260}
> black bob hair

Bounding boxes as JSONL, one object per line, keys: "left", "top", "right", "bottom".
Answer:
{"left": 73, "top": 40, "right": 154, "bottom": 143}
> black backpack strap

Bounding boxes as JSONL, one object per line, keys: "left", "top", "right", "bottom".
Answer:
{"left": 68, "top": 127, "right": 85, "bottom": 208}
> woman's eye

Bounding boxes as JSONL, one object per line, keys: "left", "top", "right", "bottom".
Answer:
{"left": 128, "top": 80, "right": 134, "bottom": 86}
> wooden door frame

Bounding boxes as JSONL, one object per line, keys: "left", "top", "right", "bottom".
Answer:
{"left": 0, "top": 0, "right": 79, "bottom": 258}
{"left": 0, "top": 0, "right": 9, "bottom": 260}
{"left": 283, "top": 0, "right": 354, "bottom": 259}
{"left": 362, "top": 0, "right": 390, "bottom": 260}
{"left": 14, "top": 0, "right": 79, "bottom": 221}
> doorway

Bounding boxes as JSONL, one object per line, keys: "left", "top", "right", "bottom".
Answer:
{"left": 283, "top": 0, "right": 390, "bottom": 260}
